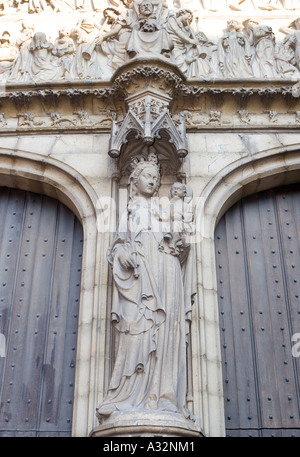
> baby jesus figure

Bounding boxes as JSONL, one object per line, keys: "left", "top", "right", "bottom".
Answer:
{"left": 157, "top": 182, "right": 194, "bottom": 262}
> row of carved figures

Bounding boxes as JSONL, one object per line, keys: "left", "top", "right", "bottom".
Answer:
{"left": 0, "top": 0, "right": 299, "bottom": 15}
{"left": 1, "top": 4, "right": 300, "bottom": 81}
{"left": 0, "top": 109, "right": 298, "bottom": 130}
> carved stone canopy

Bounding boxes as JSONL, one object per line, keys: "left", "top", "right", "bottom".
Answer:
{"left": 108, "top": 86, "right": 188, "bottom": 161}
{"left": 115, "top": 132, "right": 185, "bottom": 180}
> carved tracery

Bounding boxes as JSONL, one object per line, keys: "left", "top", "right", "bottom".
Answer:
{"left": 108, "top": 91, "right": 188, "bottom": 159}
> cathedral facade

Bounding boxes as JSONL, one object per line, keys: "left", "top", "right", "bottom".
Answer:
{"left": 0, "top": 0, "right": 300, "bottom": 438}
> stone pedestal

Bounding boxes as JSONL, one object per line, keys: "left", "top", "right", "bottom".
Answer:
{"left": 90, "top": 411, "right": 203, "bottom": 438}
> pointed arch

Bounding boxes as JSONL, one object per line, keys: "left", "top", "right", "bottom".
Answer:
{"left": 0, "top": 149, "right": 106, "bottom": 437}
{"left": 192, "top": 144, "right": 300, "bottom": 437}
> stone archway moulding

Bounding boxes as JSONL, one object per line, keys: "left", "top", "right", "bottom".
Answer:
{"left": 0, "top": 149, "right": 107, "bottom": 437}
{"left": 193, "top": 145, "right": 300, "bottom": 437}
{"left": 201, "top": 145, "right": 300, "bottom": 238}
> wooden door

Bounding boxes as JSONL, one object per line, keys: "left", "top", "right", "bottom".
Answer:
{"left": 0, "top": 188, "right": 83, "bottom": 436}
{"left": 215, "top": 184, "right": 300, "bottom": 437}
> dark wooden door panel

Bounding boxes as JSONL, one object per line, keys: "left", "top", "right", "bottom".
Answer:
{"left": 0, "top": 188, "right": 83, "bottom": 436}
{"left": 215, "top": 185, "right": 300, "bottom": 437}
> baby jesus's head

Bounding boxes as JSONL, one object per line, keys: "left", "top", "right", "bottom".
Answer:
{"left": 170, "top": 182, "right": 187, "bottom": 200}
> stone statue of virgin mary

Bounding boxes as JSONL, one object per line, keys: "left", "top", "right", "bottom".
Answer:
{"left": 96, "top": 153, "right": 195, "bottom": 425}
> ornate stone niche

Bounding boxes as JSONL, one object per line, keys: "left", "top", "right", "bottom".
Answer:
{"left": 108, "top": 88, "right": 188, "bottom": 160}
{"left": 107, "top": 61, "right": 190, "bottom": 185}
{"left": 89, "top": 58, "right": 201, "bottom": 438}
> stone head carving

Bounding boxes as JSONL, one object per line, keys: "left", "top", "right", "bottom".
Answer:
{"left": 175, "top": 8, "right": 193, "bottom": 26}
{"left": 242, "top": 18, "right": 259, "bottom": 32}
{"left": 103, "top": 6, "right": 121, "bottom": 23}
{"left": 58, "top": 27, "right": 70, "bottom": 38}
{"left": 138, "top": 0, "right": 154, "bottom": 16}
{"left": 227, "top": 19, "right": 242, "bottom": 32}
{"left": 169, "top": 181, "right": 186, "bottom": 199}
{"left": 29, "top": 32, "right": 52, "bottom": 51}
{"left": 128, "top": 153, "right": 161, "bottom": 202}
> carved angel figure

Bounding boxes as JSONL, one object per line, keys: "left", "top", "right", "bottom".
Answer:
{"left": 96, "top": 154, "right": 195, "bottom": 423}
{"left": 218, "top": 20, "right": 254, "bottom": 78}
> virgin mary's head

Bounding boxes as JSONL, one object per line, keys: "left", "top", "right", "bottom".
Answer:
{"left": 128, "top": 155, "right": 161, "bottom": 202}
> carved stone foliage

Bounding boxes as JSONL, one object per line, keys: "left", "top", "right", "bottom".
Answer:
{"left": 0, "top": 75, "right": 299, "bottom": 135}
{"left": 0, "top": 1, "right": 300, "bottom": 83}
{"left": 16, "top": 109, "right": 113, "bottom": 129}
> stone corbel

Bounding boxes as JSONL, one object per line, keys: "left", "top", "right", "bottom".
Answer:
{"left": 9, "top": 91, "right": 32, "bottom": 114}
{"left": 257, "top": 87, "right": 278, "bottom": 110}
{"left": 108, "top": 90, "right": 188, "bottom": 159}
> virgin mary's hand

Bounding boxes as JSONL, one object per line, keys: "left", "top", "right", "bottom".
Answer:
{"left": 115, "top": 247, "right": 136, "bottom": 270}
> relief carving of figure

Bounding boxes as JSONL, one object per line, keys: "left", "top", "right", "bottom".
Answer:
{"left": 218, "top": 20, "right": 254, "bottom": 78}
{"left": 279, "top": 18, "right": 300, "bottom": 70}
{"left": 126, "top": 0, "right": 174, "bottom": 60}
{"left": 243, "top": 18, "right": 279, "bottom": 78}
{"left": 9, "top": 21, "right": 35, "bottom": 82}
{"left": 185, "top": 30, "right": 216, "bottom": 78}
{"left": 82, "top": 7, "right": 132, "bottom": 77}
{"left": 52, "top": 28, "right": 75, "bottom": 79}
{"left": 275, "top": 35, "right": 300, "bottom": 77}
{"left": 0, "top": 31, "right": 19, "bottom": 81}
{"left": 29, "top": 32, "right": 63, "bottom": 82}
{"left": 96, "top": 153, "right": 195, "bottom": 423}
{"left": 166, "top": 9, "right": 198, "bottom": 73}
{"left": 70, "top": 17, "right": 100, "bottom": 79}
